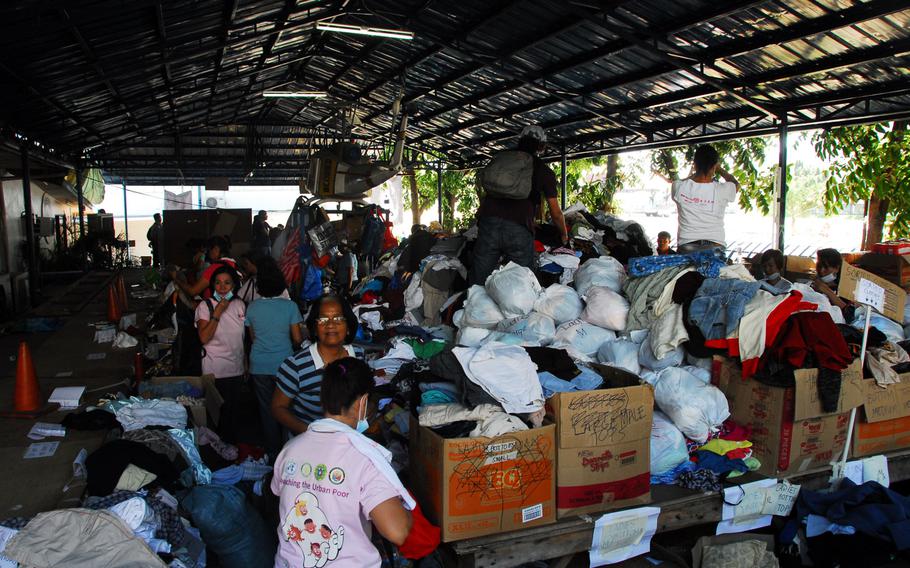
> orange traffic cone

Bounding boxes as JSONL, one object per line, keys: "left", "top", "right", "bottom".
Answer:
{"left": 107, "top": 285, "right": 121, "bottom": 323}
{"left": 117, "top": 274, "right": 129, "bottom": 312}
{"left": 14, "top": 341, "right": 41, "bottom": 413}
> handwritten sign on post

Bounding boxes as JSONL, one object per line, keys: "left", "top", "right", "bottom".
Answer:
{"left": 856, "top": 278, "right": 886, "bottom": 313}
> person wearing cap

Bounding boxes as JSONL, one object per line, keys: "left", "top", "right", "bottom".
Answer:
{"left": 470, "top": 125, "right": 568, "bottom": 285}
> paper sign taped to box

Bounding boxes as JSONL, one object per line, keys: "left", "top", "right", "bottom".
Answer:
{"left": 840, "top": 263, "right": 906, "bottom": 323}
{"left": 717, "top": 478, "right": 776, "bottom": 535}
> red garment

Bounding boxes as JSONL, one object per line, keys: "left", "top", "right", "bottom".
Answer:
{"left": 717, "top": 419, "right": 752, "bottom": 442}
{"left": 383, "top": 221, "right": 398, "bottom": 251}
{"left": 770, "top": 311, "right": 853, "bottom": 371}
{"left": 740, "top": 295, "right": 814, "bottom": 378}
{"left": 313, "top": 253, "right": 331, "bottom": 268}
{"left": 279, "top": 229, "right": 302, "bottom": 285}
{"left": 398, "top": 498, "right": 440, "bottom": 559}
{"left": 534, "top": 240, "right": 546, "bottom": 253}
{"left": 361, "top": 291, "right": 380, "bottom": 304}
{"left": 725, "top": 448, "right": 751, "bottom": 460}
{"left": 234, "top": 443, "right": 265, "bottom": 463}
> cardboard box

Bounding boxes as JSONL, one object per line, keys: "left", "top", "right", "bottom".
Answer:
{"left": 784, "top": 255, "right": 817, "bottom": 282}
{"left": 146, "top": 375, "right": 223, "bottom": 427}
{"left": 840, "top": 262, "right": 907, "bottom": 322}
{"left": 409, "top": 418, "right": 556, "bottom": 542}
{"left": 853, "top": 377, "right": 910, "bottom": 457}
{"left": 549, "top": 365, "right": 653, "bottom": 519}
{"left": 715, "top": 358, "right": 863, "bottom": 476}
{"left": 857, "top": 252, "right": 910, "bottom": 290}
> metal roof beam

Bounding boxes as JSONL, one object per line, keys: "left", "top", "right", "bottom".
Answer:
{"left": 427, "top": 0, "right": 907, "bottom": 150}
{"left": 155, "top": 4, "right": 180, "bottom": 128}
{"left": 315, "top": 0, "right": 520, "bottom": 128}
{"left": 203, "top": 0, "right": 240, "bottom": 126}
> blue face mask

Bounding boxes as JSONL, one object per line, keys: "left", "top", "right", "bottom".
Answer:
{"left": 764, "top": 272, "right": 780, "bottom": 282}
{"left": 355, "top": 397, "right": 369, "bottom": 433}
{"left": 213, "top": 291, "right": 233, "bottom": 302}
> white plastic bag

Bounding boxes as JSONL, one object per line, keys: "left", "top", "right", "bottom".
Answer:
{"left": 552, "top": 319, "right": 616, "bottom": 357}
{"left": 574, "top": 256, "right": 626, "bottom": 295}
{"left": 650, "top": 411, "right": 689, "bottom": 476}
{"left": 497, "top": 313, "right": 557, "bottom": 345}
{"left": 582, "top": 286, "right": 630, "bottom": 331}
{"left": 852, "top": 306, "right": 905, "bottom": 344}
{"left": 597, "top": 339, "right": 640, "bottom": 375}
{"left": 485, "top": 262, "right": 542, "bottom": 318}
{"left": 456, "top": 326, "right": 492, "bottom": 347}
{"left": 653, "top": 367, "right": 730, "bottom": 443}
{"left": 534, "top": 284, "right": 583, "bottom": 325}
{"left": 461, "top": 285, "right": 504, "bottom": 329}
{"left": 638, "top": 333, "right": 684, "bottom": 371}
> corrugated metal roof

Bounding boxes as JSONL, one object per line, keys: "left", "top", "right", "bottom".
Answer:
{"left": 0, "top": 0, "right": 908, "bottom": 184}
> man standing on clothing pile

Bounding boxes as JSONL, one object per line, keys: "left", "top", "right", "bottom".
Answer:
{"left": 470, "top": 125, "right": 568, "bottom": 285}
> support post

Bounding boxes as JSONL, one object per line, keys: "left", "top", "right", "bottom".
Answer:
{"left": 776, "top": 115, "right": 789, "bottom": 251}
{"left": 197, "top": 184, "right": 203, "bottom": 209}
{"left": 122, "top": 180, "right": 131, "bottom": 262}
{"left": 436, "top": 161, "right": 443, "bottom": 225}
{"left": 19, "top": 144, "right": 39, "bottom": 306}
{"left": 560, "top": 146, "right": 567, "bottom": 209}
{"left": 76, "top": 167, "right": 85, "bottom": 241}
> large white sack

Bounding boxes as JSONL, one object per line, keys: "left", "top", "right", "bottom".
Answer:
{"left": 482, "top": 332, "right": 532, "bottom": 347}
{"left": 456, "top": 326, "right": 492, "bottom": 347}
{"left": 462, "top": 285, "right": 504, "bottom": 329}
{"left": 582, "top": 286, "right": 630, "bottom": 331}
{"left": 534, "top": 284, "right": 583, "bottom": 325}
{"left": 497, "top": 313, "right": 557, "bottom": 345}
{"left": 638, "top": 333, "right": 684, "bottom": 371}
{"left": 654, "top": 367, "right": 730, "bottom": 443}
{"left": 574, "top": 256, "right": 626, "bottom": 295}
{"left": 552, "top": 319, "right": 616, "bottom": 357}
{"left": 485, "top": 262, "right": 542, "bottom": 318}
{"left": 650, "top": 411, "right": 690, "bottom": 476}
{"left": 597, "top": 339, "right": 640, "bottom": 375}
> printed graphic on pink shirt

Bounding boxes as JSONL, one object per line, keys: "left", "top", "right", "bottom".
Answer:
{"left": 281, "top": 491, "right": 345, "bottom": 567}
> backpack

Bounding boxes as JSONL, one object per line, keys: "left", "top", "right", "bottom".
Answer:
{"left": 479, "top": 150, "right": 534, "bottom": 199}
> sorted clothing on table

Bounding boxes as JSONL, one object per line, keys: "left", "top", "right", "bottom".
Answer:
{"left": 168, "top": 428, "right": 212, "bottom": 485}
{"left": 627, "top": 249, "right": 726, "bottom": 279}
{"left": 735, "top": 290, "right": 807, "bottom": 378}
{"left": 795, "top": 479, "right": 910, "bottom": 550}
{"left": 106, "top": 398, "right": 188, "bottom": 432}
{"left": 3, "top": 509, "right": 168, "bottom": 568}
{"left": 688, "top": 279, "right": 761, "bottom": 340}
{"left": 86, "top": 439, "right": 180, "bottom": 497}
{"left": 675, "top": 468, "right": 722, "bottom": 492}
{"left": 452, "top": 344, "right": 544, "bottom": 414}
{"left": 698, "top": 439, "right": 752, "bottom": 456}
{"left": 624, "top": 265, "right": 687, "bottom": 331}
{"left": 866, "top": 342, "right": 909, "bottom": 387}
{"left": 692, "top": 451, "right": 750, "bottom": 476}
{"left": 404, "top": 338, "right": 447, "bottom": 360}
{"left": 419, "top": 403, "right": 528, "bottom": 437}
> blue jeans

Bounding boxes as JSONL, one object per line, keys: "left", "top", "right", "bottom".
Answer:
{"left": 470, "top": 216, "right": 534, "bottom": 285}
{"left": 688, "top": 279, "right": 761, "bottom": 340}
{"left": 250, "top": 374, "right": 283, "bottom": 458}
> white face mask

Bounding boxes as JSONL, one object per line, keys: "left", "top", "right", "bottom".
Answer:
{"left": 764, "top": 272, "right": 780, "bottom": 282}
{"left": 355, "top": 396, "right": 369, "bottom": 433}
{"left": 820, "top": 272, "right": 837, "bottom": 284}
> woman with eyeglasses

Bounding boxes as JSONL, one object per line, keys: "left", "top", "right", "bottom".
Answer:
{"left": 271, "top": 295, "right": 364, "bottom": 436}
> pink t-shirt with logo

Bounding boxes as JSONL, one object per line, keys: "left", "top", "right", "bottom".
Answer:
{"left": 194, "top": 298, "right": 246, "bottom": 378}
{"left": 271, "top": 430, "right": 400, "bottom": 568}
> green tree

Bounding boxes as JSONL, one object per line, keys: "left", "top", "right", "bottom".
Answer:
{"left": 553, "top": 156, "right": 630, "bottom": 213}
{"left": 649, "top": 137, "right": 776, "bottom": 213}
{"left": 402, "top": 153, "right": 479, "bottom": 230}
{"left": 813, "top": 121, "right": 910, "bottom": 247}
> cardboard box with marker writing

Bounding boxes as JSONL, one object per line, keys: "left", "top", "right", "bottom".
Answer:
{"left": 714, "top": 357, "right": 864, "bottom": 476}
{"left": 853, "top": 377, "right": 910, "bottom": 458}
{"left": 409, "top": 416, "right": 556, "bottom": 542}
{"left": 548, "top": 365, "right": 653, "bottom": 519}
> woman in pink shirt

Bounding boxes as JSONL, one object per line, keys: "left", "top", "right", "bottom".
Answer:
{"left": 195, "top": 264, "right": 246, "bottom": 441}
{"left": 272, "top": 358, "right": 412, "bottom": 567}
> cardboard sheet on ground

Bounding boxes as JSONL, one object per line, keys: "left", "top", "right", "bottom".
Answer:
{"left": 589, "top": 506, "right": 661, "bottom": 566}
{"left": 716, "top": 478, "right": 777, "bottom": 535}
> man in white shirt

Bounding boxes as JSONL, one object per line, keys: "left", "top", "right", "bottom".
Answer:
{"left": 671, "top": 145, "right": 740, "bottom": 253}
